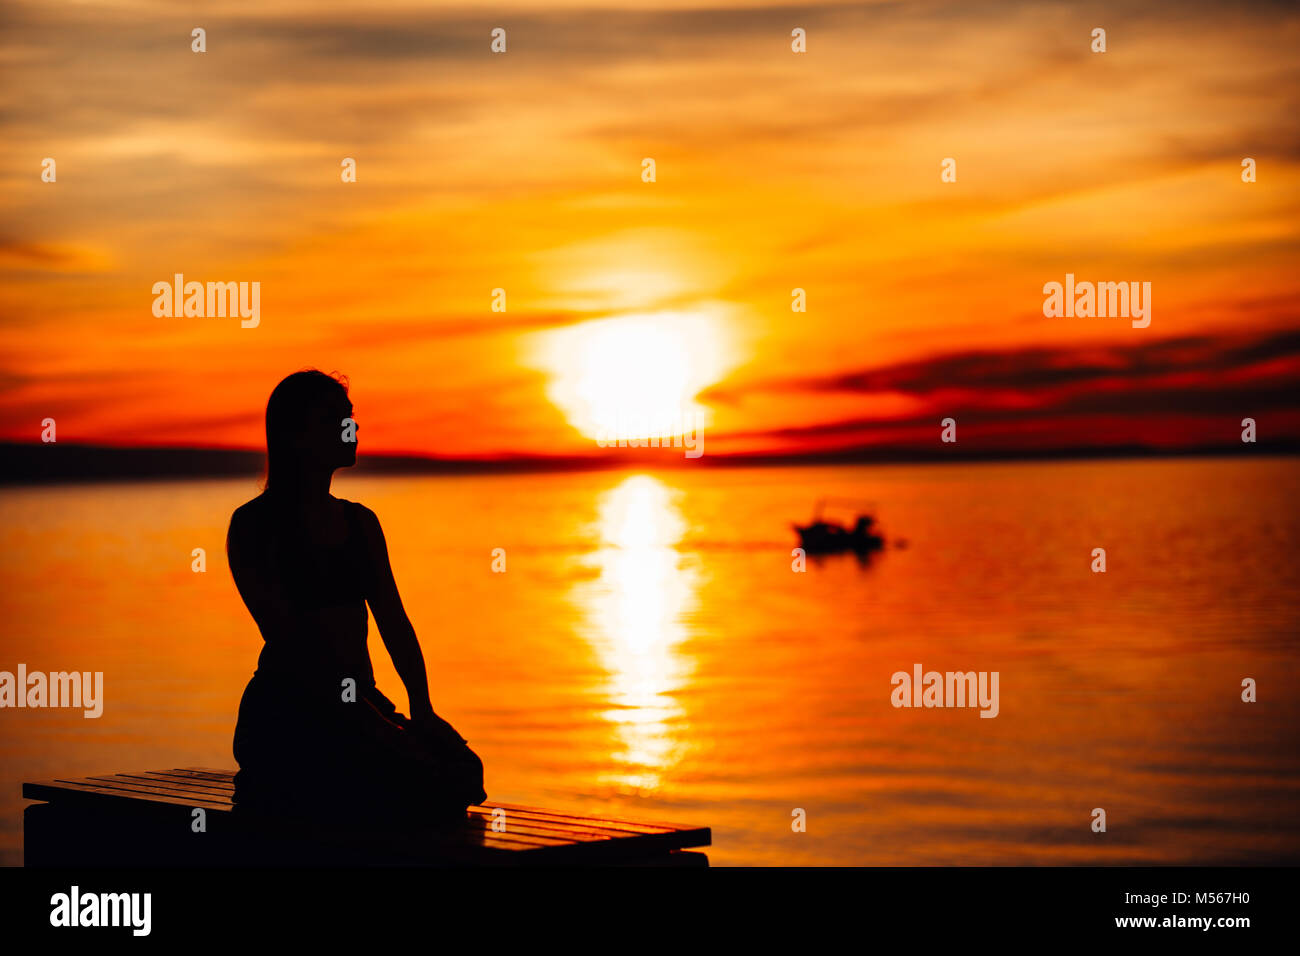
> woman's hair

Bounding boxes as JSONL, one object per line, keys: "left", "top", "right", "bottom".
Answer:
{"left": 264, "top": 369, "right": 350, "bottom": 491}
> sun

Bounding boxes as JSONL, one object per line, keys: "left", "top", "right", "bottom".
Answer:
{"left": 529, "top": 308, "right": 735, "bottom": 445}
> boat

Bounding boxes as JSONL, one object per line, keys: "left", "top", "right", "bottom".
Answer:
{"left": 793, "top": 498, "right": 885, "bottom": 555}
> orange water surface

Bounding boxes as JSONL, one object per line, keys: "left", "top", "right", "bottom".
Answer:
{"left": 1, "top": 458, "right": 1297, "bottom": 865}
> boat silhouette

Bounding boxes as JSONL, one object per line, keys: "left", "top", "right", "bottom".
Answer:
{"left": 793, "top": 498, "right": 885, "bottom": 555}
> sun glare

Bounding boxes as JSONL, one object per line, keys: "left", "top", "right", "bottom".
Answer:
{"left": 529, "top": 308, "right": 735, "bottom": 445}
{"left": 575, "top": 474, "right": 697, "bottom": 792}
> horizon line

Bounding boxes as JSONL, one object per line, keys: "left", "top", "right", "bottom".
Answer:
{"left": 2, "top": 439, "right": 1296, "bottom": 486}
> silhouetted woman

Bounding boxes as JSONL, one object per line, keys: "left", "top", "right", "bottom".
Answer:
{"left": 228, "top": 370, "right": 486, "bottom": 821}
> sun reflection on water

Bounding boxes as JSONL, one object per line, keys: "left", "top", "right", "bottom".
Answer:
{"left": 576, "top": 474, "right": 698, "bottom": 793}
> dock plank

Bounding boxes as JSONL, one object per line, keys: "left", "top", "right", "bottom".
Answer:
{"left": 23, "top": 768, "right": 711, "bottom": 866}
{"left": 76, "top": 774, "right": 691, "bottom": 843}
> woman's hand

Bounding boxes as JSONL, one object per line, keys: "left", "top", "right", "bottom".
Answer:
{"left": 411, "top": 705, "right": 468, "bottom": 747}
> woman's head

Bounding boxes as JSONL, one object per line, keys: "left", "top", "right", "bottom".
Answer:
{"left": 264, "top": 369, "right": 356, "bottom": 490}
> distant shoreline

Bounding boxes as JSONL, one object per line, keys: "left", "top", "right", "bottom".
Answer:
{"left": 2, "top": 440, "right": 1295, "bottom": 486}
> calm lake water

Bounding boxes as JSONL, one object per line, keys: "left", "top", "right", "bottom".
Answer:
{"left": 2, "top": 458, "right": 1298, "bottom": 866}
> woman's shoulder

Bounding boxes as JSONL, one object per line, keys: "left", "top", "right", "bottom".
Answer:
{"left": 337, "top": 500, "right": 385, "bottom": 573}
{"left": 227, "top": 493, "right": 273, "bottom": 556}
{"left": 229, "top": 493, "right": 270, "bottom": 530}
{"left": 337, "top": 497, "right": 380, "bottom": 529}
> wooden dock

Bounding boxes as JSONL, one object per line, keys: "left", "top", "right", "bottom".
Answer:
{"left": 23, "top": 768, "right": 710, "bottom": 867}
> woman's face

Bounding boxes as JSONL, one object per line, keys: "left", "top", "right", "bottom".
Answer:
{"left": 295, "top": 392, "right": 357, "bottom": 470}
{"left": 334, "top": 396, "right": 358, "bottom": 468}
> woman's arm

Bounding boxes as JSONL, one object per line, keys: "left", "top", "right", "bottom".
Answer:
{"left": 355, "top": 504, "right": 437, "bottom": 720}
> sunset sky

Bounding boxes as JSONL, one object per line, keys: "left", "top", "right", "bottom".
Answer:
{"left": 2, "top": 0, "right": 1297, "bottom": 460}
